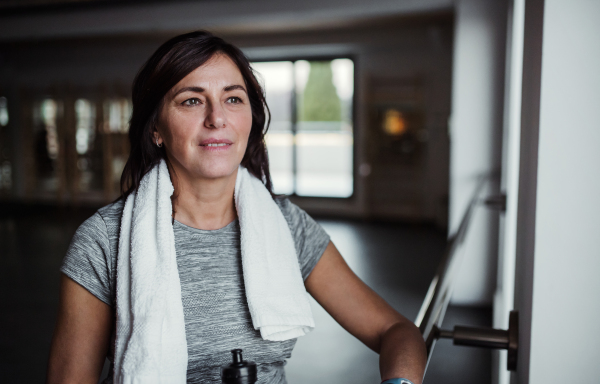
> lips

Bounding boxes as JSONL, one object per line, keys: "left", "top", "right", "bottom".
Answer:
{"left": 199, "top": 138, "right": 233, "bottom": 147}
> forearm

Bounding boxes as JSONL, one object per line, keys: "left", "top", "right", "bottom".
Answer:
{"left": 379, "top": 321, "right": 427, "bottom": 384}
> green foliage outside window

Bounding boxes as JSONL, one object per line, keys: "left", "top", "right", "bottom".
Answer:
{"left": 299, "top": 61, "right": 341, "bottom": 122}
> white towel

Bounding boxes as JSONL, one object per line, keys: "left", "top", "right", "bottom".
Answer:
{"left": 234, "top": 164, "right": 315, "bottom": 341}
{"left": 114, "top": 159, "right": 314, "bottom": 383}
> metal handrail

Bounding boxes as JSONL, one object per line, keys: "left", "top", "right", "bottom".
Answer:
{"left": 415, "top": 178, "right": 487, "bottom": 362}
{"left": 415, "top": 177, "right": 519, "bottom": 373}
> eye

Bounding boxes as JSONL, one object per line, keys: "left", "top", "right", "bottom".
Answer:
{"left": 226, "top": 96, "right": 243, "bottom": 104}
{"left": 182, "top": 98, "right": 201, "bottom": 106}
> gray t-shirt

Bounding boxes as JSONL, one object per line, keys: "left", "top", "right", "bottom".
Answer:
{"left": 60, "top": 197, "right": 330, "bottom": 384}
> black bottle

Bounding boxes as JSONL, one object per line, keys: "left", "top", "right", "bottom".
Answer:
{"left": 221, "top": 349, "right": 257, "bottom": 384}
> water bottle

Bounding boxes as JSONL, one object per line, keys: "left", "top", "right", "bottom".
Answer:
{"left": 221, "top": 349, "right": 257, "bottom": 384}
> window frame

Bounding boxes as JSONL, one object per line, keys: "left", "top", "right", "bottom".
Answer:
{"left": 251, "top": 54, "right": 358, "bottom": 200}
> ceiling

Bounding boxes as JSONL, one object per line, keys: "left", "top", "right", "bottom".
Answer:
{"left": 0, "top": 0, "right": 454, "bottom": 42}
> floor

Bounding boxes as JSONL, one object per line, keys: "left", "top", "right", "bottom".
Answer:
{"left": 0, "top": 203, "right": 491, "bottom": 383}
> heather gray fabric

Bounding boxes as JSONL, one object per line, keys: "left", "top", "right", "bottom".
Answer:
{"left": 60, "top": 197, "right": 330, "bottom": 384}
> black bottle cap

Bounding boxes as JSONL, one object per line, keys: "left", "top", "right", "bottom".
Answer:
{"left": 220, "top": 349, "right": 257, "bottom": 384}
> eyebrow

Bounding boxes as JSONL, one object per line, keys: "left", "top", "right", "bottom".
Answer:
{"left": 172, "top": 84, "right": 247, "bottom": 97}
{"left": 173, "top": 86, "right": 204, "bottom": 96}
{"left": 223, "top": 84, "right": 247, "bottom": 93}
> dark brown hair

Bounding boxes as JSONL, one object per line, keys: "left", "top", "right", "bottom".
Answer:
{"left": 120, "top": 30, "right": 273, "bottom": 198}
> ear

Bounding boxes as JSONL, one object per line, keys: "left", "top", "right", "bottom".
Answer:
{"left": 153, "top": 130, "right": 162, "bottom": 146}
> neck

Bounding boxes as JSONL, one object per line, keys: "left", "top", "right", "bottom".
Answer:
{"left": 170, "top": 166, "right": 238, "bottom": 231}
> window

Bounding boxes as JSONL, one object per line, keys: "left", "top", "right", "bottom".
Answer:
{"left": 24, "top": 94, "right": 133, "bottom": 199}
{"left": 0, "top": 96, "right": 11, "bottom": 192}
{"left": 252, "top": 59, "right": 354, "bottom": 198}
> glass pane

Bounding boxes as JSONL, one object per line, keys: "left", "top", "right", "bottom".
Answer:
{"left": 295, "top": 59, "right": 354, "bottom": 197}
{"left": 34, "top": 99, "right": 61, "bottom": 192}
{"left": 252, "top": 61, "right": 294, "bottom": 195}
{"left": 75, "top": 99, "right": 102, "bottom": 192}
{"left": 0, "top": 161, "right": 11, "bottom": 191}
{"left": 103, "top": 98, "right": 132, "bottom": 193}
{"left": 0, "top": 96, "right": 8, "bottom": 127}
{"left": 103, "top": 98, "right": 131, "bottom": 133}
{"left": 0, "top": 97, "right": 11, "bottom": 193}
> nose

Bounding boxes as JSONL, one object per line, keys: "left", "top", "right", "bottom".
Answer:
{"left": 204, "top": 101, "right": 226, "bottom": 129}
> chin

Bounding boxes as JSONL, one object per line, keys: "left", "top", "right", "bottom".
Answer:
{"left": 195, "top": 162, "right": 239, "bottom": 180}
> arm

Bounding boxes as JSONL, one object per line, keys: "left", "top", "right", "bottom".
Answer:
{"left": 47, "top": 274, "right": 112, "bottom": 384}
{"left": 305, "top": 241, "right": 426, "bottom": 383}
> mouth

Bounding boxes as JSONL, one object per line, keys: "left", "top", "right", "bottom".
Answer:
{"left": 200, "top": 143, "right": 231, "bottom": 147}
{"left": 199, "top": 138, "right": 233, "bottom": 150}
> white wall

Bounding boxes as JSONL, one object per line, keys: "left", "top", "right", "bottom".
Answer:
{"left": 449, "top": 0, "right": 507, "bottom": 305}
{"left": 524, "top": 0, "right": 600, "bottom": 382}
{"left": 512, "top": 0, "right": 600, "bottom": 382}
{"left": 493, "top": 0, "right": 525, "bottom": 382}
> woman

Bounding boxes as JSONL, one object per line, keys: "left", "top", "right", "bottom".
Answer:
{"left": 47, "top": 31, "right": 426, "bottom": 384}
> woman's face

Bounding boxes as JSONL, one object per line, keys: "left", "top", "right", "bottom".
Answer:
{"left": 156, "top": 54, "right": 252, "bottom": 182}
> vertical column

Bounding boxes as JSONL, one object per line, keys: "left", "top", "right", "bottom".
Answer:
{"left": 513, "top": 0, "right": 600, "bottom": 382}
{"left": 494, "top": 0, "right": 526, "bottom": 382}
{"left": 510, "top": 0, "right": 545, "bottom": 381}
{"left": 449, "top": 0, "right": 508, "bottom": 305}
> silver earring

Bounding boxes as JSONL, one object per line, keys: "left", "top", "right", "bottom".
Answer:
{"left": 156, "top": 138, "right": 162, "bottom": 148}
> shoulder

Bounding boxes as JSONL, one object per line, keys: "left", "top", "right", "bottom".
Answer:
{"left": 67, "top": 199, "right": 124, "bottom": 266}
{"left": 61, "top": 200, "right": 123, "bottom": 306}
{"left": 273, "top": 196, "right": 298, "bottom": 217}
{"left": 273, "top": 196, "right": 311, "bottom": 230}
{"left": 273, "top": 197, "right": 331, "bottom": 280}
{"left": 70, "top": 199, "right": 125, "bottom": 254}
{"left": 82, "top": 199, "right": 124, "bottom": 239}
{"left": 97, "top": 199, "right": 125, "bottom": 226}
